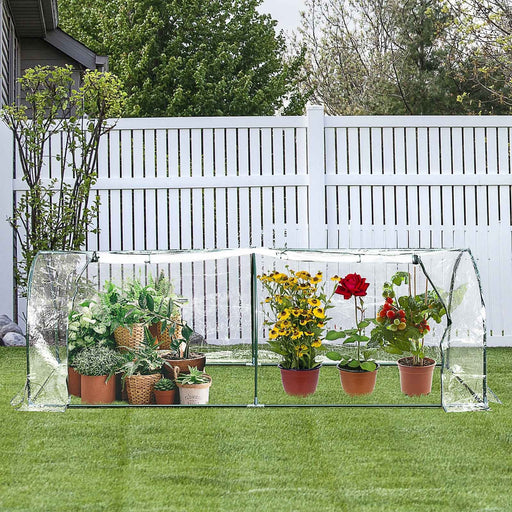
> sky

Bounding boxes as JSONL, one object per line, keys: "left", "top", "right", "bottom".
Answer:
{"left": 258, "top": 0, "right": 307, "bottom": 34}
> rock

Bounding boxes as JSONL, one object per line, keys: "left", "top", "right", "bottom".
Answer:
{"left": 2, "top": 332, "right": 26, "bottom": 346}
{"left": 0, "top": 322, "right": 23, "bottom": 339}
{"left": 0, "top": 315, "right": 12, "bottom": 327}
{"left": 189, "top": 332, "right": 205, "bottom": 345}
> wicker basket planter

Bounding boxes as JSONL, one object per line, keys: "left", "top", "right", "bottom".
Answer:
{"left": 114, "top": 323, "right": 145, "bottom": 352}
{"left": 149, "top": 315, "right": 182, "bottom": 350}
{"left": 125, "top": 373, "right": 161, "bottom": 404}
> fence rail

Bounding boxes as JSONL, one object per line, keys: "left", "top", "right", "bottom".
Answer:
{"left": 2, "top": 106, "right": 511, "bottom": 346}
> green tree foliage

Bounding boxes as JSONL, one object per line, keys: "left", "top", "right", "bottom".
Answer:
{"left": 295, "top": 0, "right": 511, "bottom": 114}
{"left": 1, "top": 66, "right": 125, "bottom": 290}
{"left": 59, "top": 0, "right": 305, "bottom": 116}
{"left": 449, "top": 0, "right": 512, "bottom": 111}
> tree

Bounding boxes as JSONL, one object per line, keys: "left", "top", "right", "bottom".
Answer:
{"left": 294, "top": 0, "right": 511, "bottom": 115}
{"left": 448, "top": 0, "right": 512, "bottom": 111}
{"left": 58, "top": 0, "right": 305, "bottom": 117}
{"left": 1, "top": 66, "right": 125, "bottom": 290}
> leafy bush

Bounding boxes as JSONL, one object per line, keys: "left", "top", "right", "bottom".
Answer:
{"left": 73, "top": 346, "right": 121, "bottom": 377}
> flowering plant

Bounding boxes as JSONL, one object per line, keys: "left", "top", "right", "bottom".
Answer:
{"left": 326, "top": 273, "right": 377, "bottom": 372}
{"left": 370, "top": 271, "right": 446, "bottom": 366}
{"left": 258, "top": 268, "right": 333, "bottom": 369}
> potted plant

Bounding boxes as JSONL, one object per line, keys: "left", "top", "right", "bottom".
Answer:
{"left": 72, "top": 345, "right": 121, "bottom": 404}
{"left": 126, "top": 279, "right": 203, "bottom": 376}
{"left": 370, "top": 271, "right": 447, "bottom": 396}
{"left": 99, "top": 281, "right": 147, "bottom": 352}
{"left": 258, "top": 267, "right": 333, "bottom": 396}
{"left": 140, "top": 272, "right": 185, "bottom": 350}
{"left": 67, "top": 297, "right": 117, "bottom": 397}
{"left": 117, "top": 342, "right": 166, "bottom": 404}
{"left": 326, "top": 273, "right": 379, "bottom": 395}
{"left": 175, "top": 366, "right": 212, "bottom": 405}
{"left": 153, "top": 378, "right": 177, "bottom": 405}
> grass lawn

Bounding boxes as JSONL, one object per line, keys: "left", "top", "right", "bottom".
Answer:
{"left": 0, "top": 347, "right": 510, "bottom": 512}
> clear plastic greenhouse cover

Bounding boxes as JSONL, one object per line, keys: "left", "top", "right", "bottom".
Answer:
{"left": 12, "top": 248, "right": 495, "bottom": 412}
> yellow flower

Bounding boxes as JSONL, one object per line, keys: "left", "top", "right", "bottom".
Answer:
{"left": 330, "top": 275, "right": 340, "bottom": 281}
{"left": 269, "top": 328, "right": 279, "bottom": 339}
{"left": 299, "top": 319, "right": 309, "bottom": 326}
{"left": 317, "top": 322, "right": 325, "bottom": 328}
{"left": 311, "top": 340, "right": 322, "bottom": 348}
{"left": 310, "top": 275, "right": 322, "bottom": 284}
{"left": 265, "top": 297, "right": 271, "bottom": 303}
{"left": 304, "top": 331, "right": 315, "bottom": 337}
{"left": 295, "top": 271, "right": 311, "bottom": 280}
{"left": 313, "top": 307, "right": 325, "bottom": 319}
{"left": 278, "top": 310, "right": 291, "bottom": 321}
{"left": 298, "top": 283, "right": 310, "bottom": 290}
{"left": 308, "top": 298, "right": 321, "bottom": 307}
{"left": 291, "top": 307, "right": 302, "bottom": 317}
{"left": 291, "top": 331, "right": 302, "bottom": 340}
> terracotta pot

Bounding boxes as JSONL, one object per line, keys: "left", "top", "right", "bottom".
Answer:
{"left": 80, "top": 374, "right": 116, "bottom": 404}
{"left": 338, "top": 363, "right": 379, "bottom": 396}
{"left": 68, "top": 366, "right": 81, "bottom": 397}
{"left": 177, "top": 375, "right": 212, "bottom": 405}
{"left": 278, "top": 364, "right": 321, "bottom": 397}
{"left": 397, "top": 357, "right": 436, "bottom": 396}
{"left": 154, "top": 389, "right": 177, "bottom": 405}
{"left": 163, "top": 353, "right": 206, "bottom": 378}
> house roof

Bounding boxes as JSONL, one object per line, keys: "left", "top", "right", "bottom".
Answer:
{"left": 44, "top": 28, "right": 108, "bottom": 71}
{"left": 8, "top": 0, "right": 58, "bottom": 37}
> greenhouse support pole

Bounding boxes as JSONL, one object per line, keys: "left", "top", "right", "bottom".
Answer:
{"left": 0, "top": 122, "right": 14, "bottom": 321}
{"left": 250, "top": 252, "right": 259, "bottom": 405}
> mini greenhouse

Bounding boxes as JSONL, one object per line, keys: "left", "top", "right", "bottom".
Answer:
{"left": 13, "top": 248, "right": 493, "bottom": 412}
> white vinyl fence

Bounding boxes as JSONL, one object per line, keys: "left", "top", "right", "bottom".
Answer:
{"left": 2, "top": 106, "right": 512, "bottom": 345}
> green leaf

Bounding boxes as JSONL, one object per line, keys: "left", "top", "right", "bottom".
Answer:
{"left": 326, "top": 330, "right": 346, "bottom": 341}
{"left": 348, "top": 359, "right": 360, "bottom": 368}
{"left": 326, "top": 351, "right": 342, "bottom": 361}
{"left": 358, "top": 320, "right": 370, "bottom": 329}
{"left": 361, "top": 361, "right": 377, "bottom": 372}
{"left": 146, "top": 294, "right": 154, "bottom": 312}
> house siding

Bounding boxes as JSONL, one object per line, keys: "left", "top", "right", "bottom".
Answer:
{"left": 21, "top": 38, "right": 85, "bottom": 85}
{"left": 0, "top": 0, "right": 19, "bottom": 107}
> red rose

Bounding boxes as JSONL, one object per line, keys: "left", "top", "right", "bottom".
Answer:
{"left": 335, "top": 273, "right": 370, "bottom": 300}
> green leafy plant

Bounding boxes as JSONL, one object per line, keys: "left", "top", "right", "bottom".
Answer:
{"left": 370, "top": 271, "right": 447, "bottom": 366}
{"left": 175, "top": 366, "right": 211, "bottom": 385}
{"left": 117, "top": 343, "right": 164, "bottom": 376}
{"left": 258, "top": 268, "right": 335, "bottom": 370}
{"left": 326, "top": 273, "right": 377, "bottom": 372}
{"left": 129, "top": 273, "right": 193, "bottom": 357}
{"left": 1, "top": 65, "right": 125, "bottom": 291}
{"left": 72, "top": 345, "right": 121, "bottom": 378}
{"left": 117, "top": 343, "right": 165, "bottom": 389}
{"left": 99, "top": 281, "right": 147, "bottom": 331}
{"left": 67, "top": 298, "right": 117, "bottom": 365}
{"left": 154, "top": 378, "right": 177, "bottom": 391}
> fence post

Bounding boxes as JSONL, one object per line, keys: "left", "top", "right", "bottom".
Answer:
{"left": 0, "top": 121, "right": 14, "bottom": 320}
{"left": 306, "top": 104, "right": 326, "bottom": 248}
